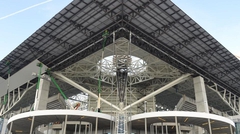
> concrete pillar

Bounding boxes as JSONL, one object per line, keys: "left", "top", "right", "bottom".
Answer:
{"left": 193, "top": 76, "right": 209, "bottom": 113}
{"left": 193, "top": 76, "right": 209, "bottom": 134}
{"left": 1, "top": 118, "right": 8, "bottom": 134}
{"left": 34, "top": 74, "right": 50, "bottom": 110}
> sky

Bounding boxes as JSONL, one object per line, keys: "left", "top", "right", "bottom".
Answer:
{"left": 171, "top": 0, "right": 240, "bottom": 57}
{"left": 0, "top": 0, "right": 240, "bottom": 61}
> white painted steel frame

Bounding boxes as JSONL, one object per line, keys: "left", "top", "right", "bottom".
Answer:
{"left": 130, "top": 111, "right": 235, "bottom": 126}
{"left": 8, "top": 110, "right": 114, "bottom": 124}
{"left": 53, "top": 72, "right": 120, "bottom": 111}
{"left": 123, "top": 74, "right": 191, "bottom": 110}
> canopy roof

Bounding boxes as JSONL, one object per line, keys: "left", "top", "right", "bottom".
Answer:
{"left": 0, "top": 0, "right": 240, "bottom": 95}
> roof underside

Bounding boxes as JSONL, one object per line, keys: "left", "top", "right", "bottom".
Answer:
{"left": 1, "top": 0, "right": 240, "bottom": 95}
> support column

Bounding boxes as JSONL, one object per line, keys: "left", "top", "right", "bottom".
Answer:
{"left": 178, "top": 123, "right": 181, "bottom": 134}
{"left": 90, "top": 123, "right": 92, "bottom": 134}
{"left": 79, "top": 121, "right": 81, "bottom": 134}
{"left": 193, "top": 76, "right": 209, "bottom": 113}
{"left": 230, "top": 124, "right": 233, "bottom": 134}
{"left": 155, "top": 124, "right": 157, "bottom": 134}
{"left": 75, "top": 124, "right": 77, "bottom": 134}
{"left": 30, "top": 116, "right": 35, "bottom": 134}
{"left": 161, "top": 122, "right": 164, "bottom": 134}
{"left": 85, "top": 124, "right": 87, "bottom": 134}
{"left": 18, "top": 87, "right": 20, "bottom": 100}
{"left": 95, "top": 118, "right": 98, "bottom": 134}
{"left": 8, "top": 122, "right": 13, "bottom": 134}
{"left": 165, "top": 124, "right": 168, "bottom": 134}
{"left": 145, "top": 118, "right": 147, "bottom": 134}
{"left": 63, "top": 115, "right": 68, "bottom": 134}
{"left": 150, "top": 124, "right": 153, "bottom": 134}
{"left": 1, "top": 118, "right": 8, "bottom": 134}
{"left": 175, "top": 116, "right": 179, "bottom": 134}
{"left": 194, "top": 76, "right": 209, "bottom": 134}
{"left": 34, "top": 74, "right": 50, "bottom": 110}
{"left": 208, "top": 119, "right": 212, "bottom": 134}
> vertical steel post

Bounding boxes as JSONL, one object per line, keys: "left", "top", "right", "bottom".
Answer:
{"left": 8, "top": 122, "right": 13, "bottom": 134}
{"left": 230, "top": 124, "right": 233, "bottom": 134}
{"left": 85, "top": 124, "right": 87, "bottom": 134}
{"left": 155, "top": 124, "right": 158, "bottom": 134}
{"left": 63, "top": 115, "right": 68, "bottom": 134}
{"left": 166, "top": 124, "right": 168, "bottom": 134}
{"left": 75, "top": 124, "right": 77, "bottom": 134}
{"left": 18, "top": 87, "right": 20, "bottom": 100}
{"left": 30, "top": 116, "right": 35, "bottom": 134}
{"left": 95, "top": 117, "right": 98, "bottom": 134}
{"left": 145, "top": 118, "right": 147, "bottom": 134}
{"left": 175, "top": 116, "right": 179, "bottom": 134}
{"left": 161, "top": 122, "right": 164, "bottom": 134}
{"left": 208, "top": 119, "right": 212, "bottom": 134}
{"left": 79, "top": 121, "right": 81, "bottom": 134}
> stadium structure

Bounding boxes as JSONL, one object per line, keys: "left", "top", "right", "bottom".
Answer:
{"left": 0, "top": 0, "right": 240, "bottom": 134}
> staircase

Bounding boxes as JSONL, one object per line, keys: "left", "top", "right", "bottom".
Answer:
{"left": 115, "top": 112, "right": 128, "bottom": 134}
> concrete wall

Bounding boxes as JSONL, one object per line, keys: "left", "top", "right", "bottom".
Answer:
{"left": 0, "top": 60, "right": 48, "bottom": 97}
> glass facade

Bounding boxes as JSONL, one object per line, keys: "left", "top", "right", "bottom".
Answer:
{"left": 236, "top": 122, "right": 240, "bottom": 134}
{"left": 0, "top": 118, "right": 3, "bottom": 133}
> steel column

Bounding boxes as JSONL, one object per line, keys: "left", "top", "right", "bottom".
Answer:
{"left": 79, "top": 121, "right": 81, "bottom": 134}
{"left": 161, "top": 122, "right": 163, "bottom": 134}
{"left": 145, "top": 118, "right": 147, "bottom": 134}
{"left": 8, "top": 122, "right": 12, "bottom": 134}
{"left": 63, "top": 115, "right": 68, "bottom": 134}
{"left": 175, "top": 116, "right": 179, "bottom": 134}
{"left": 95, "top": 118, "right": 98, "bottom": 134}
{"left": 30, "top": 116, "right": 35, "bottom": 134}
{"left": 166, "top": 124, "right": 168, "bottom": 134}
{"left": 208, "top": 119, "right": 212, "bottom": 134}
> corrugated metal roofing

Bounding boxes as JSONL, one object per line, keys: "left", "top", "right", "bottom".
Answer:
{"left": 0, "top": 0, "right": 240, "bottom": 95}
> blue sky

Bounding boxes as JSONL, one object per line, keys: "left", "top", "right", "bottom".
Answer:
{"left": 172, "top": 0, "right": 240, "bottom": 57}
{"left": 0, "top": 0, "right": 72, "bottom": 60}
{"left": 0, "top": 0, "right": 240, "bottom": 61}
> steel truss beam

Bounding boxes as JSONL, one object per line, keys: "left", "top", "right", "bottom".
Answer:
{"left": 207, "top": 83, "right": 240, "bottom": 115}
{"left": 0, "top": 81, "right": 36, "bottom": 116}
{"left": 49, "top": 35, "right": 74, "bottom": 51}
{"left": 121, "top": 22, "right": 239, "bottom": 95}
{"left": 68, "top": 19, "right": 94, "bottom": 37}
{"left": 152, "top": 21, "right": 176, "bottom": 38}
{"left": 125, "top": 0, "right": 154, "bottom": 24}
{"left": 60, "top": 38, "right": 181, "bottom": 86}
{"left": 172, "top": 37, "right": 196, "bottom": 51}
{"left": 51, "top": 26, "right": 240, "bottom": 114}
{"left": 50, "top": 21, "right": 122, "bottom": 71}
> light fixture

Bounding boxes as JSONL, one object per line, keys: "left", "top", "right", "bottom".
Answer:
{"left": 158, "top": 117, "right": 166, "bottom": 122}
{"left": 202, "top": 120, "right": 214, "bottom": 125}
{"left": 15, "top": 130, "right": 23, "bottom": 133}
{"left": 213, "top": 126, "right": 228, "bottom": 130}
{"left": 184, "top": 117, "right": 188, "bottom": 122}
